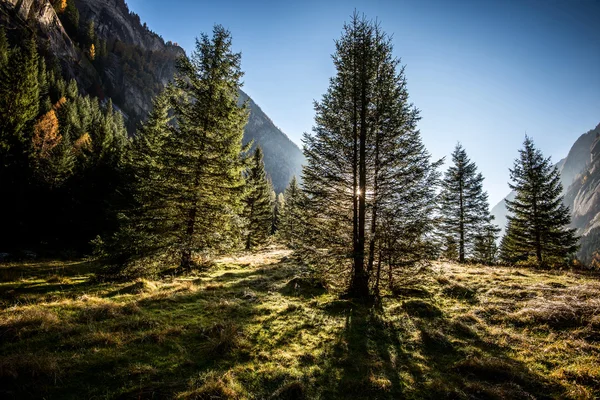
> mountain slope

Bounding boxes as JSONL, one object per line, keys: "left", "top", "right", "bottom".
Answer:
{"left": 0, "top": 0, "right": 304, "bottom": 193}
{"left": 239, "top": 91, "right": 304, "bottom": 193}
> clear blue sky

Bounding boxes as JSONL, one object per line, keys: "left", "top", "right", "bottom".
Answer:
{"left": 127, "top": 0, "right": 600, "bottom": 206}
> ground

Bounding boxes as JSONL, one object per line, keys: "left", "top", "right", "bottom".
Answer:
{"left": 1, "top": 247, "right": 599, "bottom": 399}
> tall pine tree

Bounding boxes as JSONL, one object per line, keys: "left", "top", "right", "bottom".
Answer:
{"left": 504, "top": 137, "right": 578, "bottom": 266}
{"left": 169, "top": 26, "right": 248, "bottom": 269}
{"left": 302, "top": 13, "right": 439, "bottom": 297}
{"left": 439, "top": 143, "right": 495, "bottom": 263}
{"left": 279, "top": 176, "right": 305, "bottom": 248}
{"left": 103, "top": 89, "right": 175, "bottom": 268}
{"left": 243, "top": 147, "right": 274, "bottom": 250}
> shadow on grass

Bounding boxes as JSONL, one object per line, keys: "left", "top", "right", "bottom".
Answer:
{"left": 0, "top": 257, "right": 572, "bottom": 400}
{"left": 314, "top": 297, "right": 566, "bottom": 400}
{"left": 0, "top": 260, "right": 97, "bottom": 282}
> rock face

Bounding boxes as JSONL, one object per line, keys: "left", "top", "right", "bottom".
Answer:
{"left": 564, "top": 127, "right": 600, "bottom": 236}
{"left": 0, "top": 0, "right": 80, "bottom": 67}
{"left": 0, "top": 0, "right": 304, "bottom": 193}
{"left": 72, "top": 0, "right": 185, "bottom": 126}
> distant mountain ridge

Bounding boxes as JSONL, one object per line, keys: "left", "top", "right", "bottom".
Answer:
{"left": 0, "top": 0, "right": 304, "bottom": 193}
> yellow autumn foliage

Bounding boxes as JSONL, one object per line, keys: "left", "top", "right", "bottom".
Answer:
{"left": 33, "top": 110, "right": 62, "bottom": 158}
{"left": 73, "top": 133, "right": 92, "bottom": 154}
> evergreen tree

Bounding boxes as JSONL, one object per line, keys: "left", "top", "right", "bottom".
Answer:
{"left": 103, "top": 89, "right": 175, "bottom": 267}
{"left": 169, "top": 26, "right": 248, "bottom": 269}
{"left": 86, "top": 20, "right": 96, "bottom": 47}
{"left": 439, "top": 144, "right": 494, "bottom": 263}
{"left": 272, "top": 192, "right": 284, "bottom": 234}
{"left": 103, "top": 26, "right": 249, "bottom": 271}
{"left": 473, "top": 223, "right": 500, "bottom": 264}
{"left": 302, "top": 13, "right": 439, "bottom": 297}
{"left": 504, "top": 137, "right": 578, "bottom": 266}
{"left": 61, "top": 0, "right": 80, "bottom": 38}
{"left": 279, "top": 176, "right": 305, "bottom": 248}
{"left": 243, "top": 147, "right": 274, "bottom": 249}
{"left": 442, "top": 236, "right": 459, "bottom": 261}
{"left": 0, "top": 36, "right": 39, "bottom": 155}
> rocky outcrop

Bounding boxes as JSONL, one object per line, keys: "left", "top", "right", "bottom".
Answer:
{"left": 1, "top": 0, "right": 304, "bottom": 193}
{"left": 1, "top": 0, "right": 78, "bottom": 59}
{"left": 565, "top": 128, "right": 600, "bottom": 236}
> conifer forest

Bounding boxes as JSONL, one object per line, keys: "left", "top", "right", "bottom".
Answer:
{"left": 1, "top": 1, "right": 599, "bottom": 399}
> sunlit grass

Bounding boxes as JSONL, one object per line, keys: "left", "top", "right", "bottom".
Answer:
{"left": 0, "top": 250, "right": 599, "bottom": 399}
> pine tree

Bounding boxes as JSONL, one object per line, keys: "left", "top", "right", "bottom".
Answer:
{"left": 86, "top": 20, "right": 96, "bottom": 47}
{"left": 169, "top": 26, "right": 248, "bottom": 269}
{"left": 439, "top": 144, "right": 494, "bottom": 263}
{"left": 442, "top": 236, "right": 459, "bottom": 261}
{"left": 473, "top": 223, "right": 500, "bottom": 264}
{"left": 0, "top": 36, "right": 39, "bottom": 154}
{"left": 243, "top": 147, "right": 274, "bottom": 249}
{"left": 272, "top": 192, "right": 284, "bottom": 234}
{"left": 279, "top": 176, "right": 305, "bottom": 248}
{"left": 302, "top": 13, "right": 439, "bottom": 297}
{"left": 103, "top": 89, "right": 175, "bottom": 268}
{"left": 504, "top": 136, "right": 578, "bottom": 266}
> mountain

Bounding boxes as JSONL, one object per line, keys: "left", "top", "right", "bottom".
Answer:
{"left": 0, "top": 0, "right": 304, "bottom": 193}
{"left": 491, "top": 123, "right": 600, "bottom": 263}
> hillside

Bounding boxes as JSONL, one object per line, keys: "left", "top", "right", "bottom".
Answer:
{"left": 0, "top": 0, "right": 304, "bottom": 193}
{"left": 1, "top": 248, "right": 599, "bottom": 399}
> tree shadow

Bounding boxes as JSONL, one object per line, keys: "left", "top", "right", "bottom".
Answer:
{"left": 315, "top": 295, "right": 567, "bottom": 400}
{"left": 0, "top": 257, "right": 572, "bottom": 400}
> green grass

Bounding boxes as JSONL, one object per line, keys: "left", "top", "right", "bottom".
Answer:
{"left": 1, "top": 248, "right": 599, "bottom": 399}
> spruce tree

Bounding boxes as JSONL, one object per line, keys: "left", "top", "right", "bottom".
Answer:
{"left": 439, "top": 143, "right": 494, "bottom": 263}
{"left": 279, "top": 176, "right": 305, "bottom": 248}
{"left": 104, "top": 89, "right": 175, "bottom": 267}
{"left": 243, "top": 147, "right": 274, "bottom": 249}
{"left": 473, "top": 223, "right": 500, "bottom": 264}
{"left": 0, "top": 35, "right": 39, "bottom": 155}
{"left": 302, "top": 13, "right": 439, "bottom": 297}
{"left": 169, "top": 26, "right": 248, "bottom": 269}
{"left": 272, "top": 192, "right": 285, "bottom": 234}
{"left": 504, "top": 137, "right": 578, "bottom": 266}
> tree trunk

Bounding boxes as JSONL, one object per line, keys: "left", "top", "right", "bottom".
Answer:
{"left": 459, "top": 172, "right": 465, "bottom": 263}
{"left": 181, "top": 206, "right": 197, "bottom": 270}
{"left": 246, "top": 200, "right": 254, "bottom": 250}
{"left": 180, "top": 85, "right": 213, "bottom": 270}
{"left": 374, "top": 252, "right": 382, "bottom": 297}
{"left": 350, "top": 58, "right": 369, "bottom": 299}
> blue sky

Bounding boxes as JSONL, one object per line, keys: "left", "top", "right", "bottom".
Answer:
{"left": 127, "top": 0, "right": 600, "bottom": 206}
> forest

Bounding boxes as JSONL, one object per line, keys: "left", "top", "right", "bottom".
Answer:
{"left": 1, "top": 6, "right": 599, "bottom": 400}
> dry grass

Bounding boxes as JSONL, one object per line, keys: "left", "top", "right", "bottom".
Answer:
{"left": 0, "top": 250, "right": 598, "bottom": 399}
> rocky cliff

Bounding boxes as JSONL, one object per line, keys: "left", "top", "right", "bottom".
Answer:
{"left": 0, "top": 0, "right": 304, "bottom": 193}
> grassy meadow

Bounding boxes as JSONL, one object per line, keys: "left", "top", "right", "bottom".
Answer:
{"left": 1, "top": 247, "right": 599, "bottom": 399}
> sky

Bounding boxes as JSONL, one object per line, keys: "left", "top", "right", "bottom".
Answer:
{"left": 127, "top": 0, "right": 600, "bottom": 207}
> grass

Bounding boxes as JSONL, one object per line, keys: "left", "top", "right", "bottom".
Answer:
{"left": 1, "top": 248, "right": 599, "bottom": 399}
